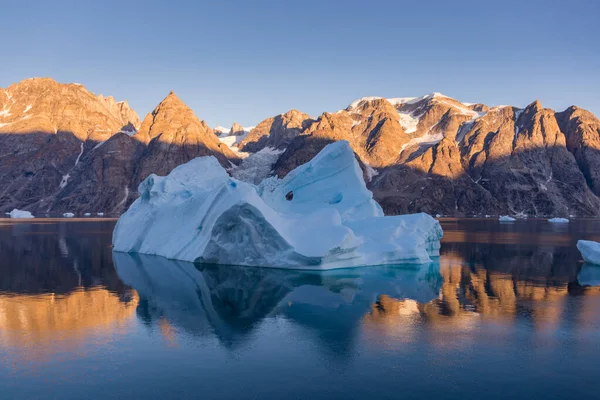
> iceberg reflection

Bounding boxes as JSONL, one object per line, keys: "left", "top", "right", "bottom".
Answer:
{"left": 578, "top": 263, "right": 600, "bottom": 287}
{"left": 113, "top": 252, "right": 442, "bottom": 346}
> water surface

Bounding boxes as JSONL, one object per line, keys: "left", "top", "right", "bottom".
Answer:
{"left": 1, "top": 218, "right": 600, "bottom": 399}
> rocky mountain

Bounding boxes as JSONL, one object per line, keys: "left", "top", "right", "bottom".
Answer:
{"left": 0, "top": 78, "right": 236, "bottom": 215}
{"left": 266, "top": 94, "right": 600, "bottom": 217}
{"left": 1, "top": 77, "right": 600, "bottom": 217}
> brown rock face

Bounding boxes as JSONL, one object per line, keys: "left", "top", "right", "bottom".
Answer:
{"left": 229, "top": 122, "right": 246, "bottom": 136}
{"left": 556, "top": 106, "right": 600, "bottom": 197}
{"left": 0, "top": 78, "right": 142, "bottom": 215}
{"left": 274, "top": 98, "right": 411, "bottom": 176}
{"left": 275, "top": 95, "right": 600, "bottom": 217}
{"left": 238, "top": 109, "right": 313, "bottom": 152}
{"left": 2, "top": 80, "right": 600, "bottom": 217}
{"left": 134, "top": 91, "right": 237, "bottom": 180}
{"left": 0, "top": 79, "right": 238, "bottom": 215}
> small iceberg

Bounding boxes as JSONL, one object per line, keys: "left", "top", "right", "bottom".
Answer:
{"left": 499, "top": 215, "right": 516, "bottom": 222}
{"left": 8, "top": 209, "right": 34, "bottom": 218}
{"left": 577, "top": 240, "right": 600, "bottom": 265}
{"left": 63, "top": 212, "right": 75, "bottom": 218}
{"left": 113, "top": 141, "right": 443, "bottom": 270}
{"left": 548, "top": 217, "right": 569, "bottom": 223}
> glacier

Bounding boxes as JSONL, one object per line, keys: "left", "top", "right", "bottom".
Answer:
{"left": 577, "top": 240, "right": 600, "bottom": 265}
{"left": 112, "top": 141, "right": 443, "bottom": 270}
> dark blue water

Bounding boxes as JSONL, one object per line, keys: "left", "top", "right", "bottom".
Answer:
{"left": 1, "top": 218, "right": 600, "bottom": 399}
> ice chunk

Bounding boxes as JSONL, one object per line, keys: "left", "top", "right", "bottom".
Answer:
{"left": 63, "top": 212, "right": 75, "bottom": 218}
{"left": 577, "top": 240, "right": 600, "bottom": 265}
{"left": 499, "top": 215, "right": 516, "bottom": 222}
{"left": 548, "top": 217, "right": 569, "bottom": 223}
{"left": 8, "top": 209, "right": 34, "bottom": 218}
{"left": 113, "top": 141, "right": 443, "bottom": 270}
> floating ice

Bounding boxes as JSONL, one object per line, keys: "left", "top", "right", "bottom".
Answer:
{"left": 63, "top": 212, "right": 75, "bottom": 218}
{"left": 8, "top": 209, "right": 34, "bottom": 218}
{"left": 113, "top": 141, "right": 443, "bottom": 269}
{"left": 499, "top": 215, "right": 516, "bottom": 222}
{"left": 548, "top": 217, "right": 569, "bottom": 223}
{"left": 577, "top": 240, "right": 600, "bottom": 265}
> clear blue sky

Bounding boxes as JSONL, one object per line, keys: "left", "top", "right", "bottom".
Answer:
{"left": 2, "top": 0, "right": 599, "bottom": 127}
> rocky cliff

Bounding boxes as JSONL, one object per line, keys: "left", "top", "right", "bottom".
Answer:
{"left": 2, "top": 78, "right": 600, "bottom": 217}
{"left": 0, "top": 78, "right": 236, "bottom": 215}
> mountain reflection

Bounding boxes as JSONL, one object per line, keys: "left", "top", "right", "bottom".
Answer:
{"left": 0, "top": 221, "right": 138, "bottom": 358}
{"left": 1, "top": 219, "right": 600, "bottom": 361}
{"left": 113, "top": 225, "right": 600, "bottom": 349}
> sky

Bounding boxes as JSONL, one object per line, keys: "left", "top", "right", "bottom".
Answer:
{"left": 1, "top": 0, "right": 599, "bottom": 127}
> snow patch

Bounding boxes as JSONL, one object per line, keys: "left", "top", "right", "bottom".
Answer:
{"left": 113, "top": 141, "right": 443, "bottom": 269}
{"left": 120, "top": 128, "right": 137, "bottom": 136}
{"left": 74, "top": 142, "right": 84, "bottom": 166}
{"left": 219, "top": 131, "right": 250, "bottom": 149}
{"left": 23, "top": 104, "right": 32, "bottom": 113}
{"left": 363, "top": 163, "right": 379, "bottom": 182}
{"left": 398, "top": 110, "right": 422, "bottom": 134}
{"left": 63, "top": 212, "right": 75, "bottom": 218}
{"left": 401, "top": 132, "right": 444, "bottom": 153}
{"left": 59, "top": 174, "right": 71, "bottom": 189}
{"left": 84, "top": 213, "right": 91, "bottom": 216}
{"left": 214, "top": 126, "right": 229, "bottom": 135}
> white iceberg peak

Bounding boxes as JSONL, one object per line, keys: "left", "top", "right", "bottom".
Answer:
{"left": 113, "top": 141, "right": 443, "bottom": 269}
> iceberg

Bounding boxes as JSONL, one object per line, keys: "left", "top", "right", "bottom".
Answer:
{"left": 577, "top": 240, "right": 600, "bottom": 265}
{"left": 8, "top": 209, "right": 34, "bottom": 218}
{"left": 548, "top": 217, "right": 569, "bottom": 223}
{"left": 112, "top": 141, "right": 443, "bottom": 270}
{"left": 499, "top": 215, "right": 516, "bottom": 222}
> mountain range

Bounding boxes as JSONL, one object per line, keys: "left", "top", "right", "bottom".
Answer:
{"left": 1, "top": 77, "right": 599, "bottom": 217}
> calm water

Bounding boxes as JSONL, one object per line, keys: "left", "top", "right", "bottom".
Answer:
{"left": 1, "top": 218, "right": 600, "bottom": 399}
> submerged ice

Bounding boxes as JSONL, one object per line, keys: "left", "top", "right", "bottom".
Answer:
{"left": 112, "top": 141, "right": 443, "bottom": 269}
